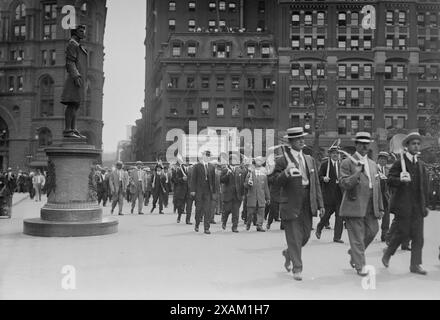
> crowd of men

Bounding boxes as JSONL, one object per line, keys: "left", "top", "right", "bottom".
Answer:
{"left": 1, "top": 126, "right": 439, "bottom": 281}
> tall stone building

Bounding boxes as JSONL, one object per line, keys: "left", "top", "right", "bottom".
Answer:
{"left": 0, "top": 0, "right": 107, "bottom": 171}
{"left": 138, "top": 0, "right": 440, "bottom": 161}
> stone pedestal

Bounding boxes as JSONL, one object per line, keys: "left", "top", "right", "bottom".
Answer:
{"left": 23, "top": 138, "right": 118, "bottom": 237}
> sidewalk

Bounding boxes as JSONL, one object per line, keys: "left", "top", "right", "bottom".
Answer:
{"left": 12, "top": 193, "right": 30, "bottom": 206}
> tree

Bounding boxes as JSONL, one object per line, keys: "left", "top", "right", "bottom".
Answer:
{"left": 299, "top": 55, "right": 331, "bottom": 160}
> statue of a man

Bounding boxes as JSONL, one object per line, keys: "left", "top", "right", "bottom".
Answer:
{"left": 60, "top": 25, "right": 88, "bottom": 139}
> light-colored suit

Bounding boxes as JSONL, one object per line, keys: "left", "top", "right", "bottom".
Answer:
{"left": 109, "top": 169, "right": 129, "bottom": 214}
{"left": 130, "top": 169, "right": 147, "bottom": 214}
{"left": 339, "top": 153, "right": 384, "bottom": 270}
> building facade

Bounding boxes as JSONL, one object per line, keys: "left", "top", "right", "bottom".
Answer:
{"left": 0, "top": 0, "right": 107, "bottom": 171}
{"left": 138, "top": 0, "right": 440, "bottom": 161}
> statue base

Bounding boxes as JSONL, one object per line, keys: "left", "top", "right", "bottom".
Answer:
{"left": 23, "top": 138, "right": 118, "bottom": 237}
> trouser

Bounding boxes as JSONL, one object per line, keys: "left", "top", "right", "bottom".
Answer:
{"left": 210, "top": 196, "right": 218, "bottom": 222}
{"left": 345, "top": 194, "right": 379, "bottom": 270}
{"left": 111, "top": 188, "right": 124, "bottom": 214}
{"left": 164, "top": 191, "right": 169, "bottom": 207}
{"left": 385, "top": 208, "right": 424, "bottom": 267}
{"left": 176, "top": 197, "right": 191, "bottom": 223}
{"left": 195, "top": 192, "right": 211, "bottom": 231}
{"left": 283, "top": 190, "right": 312, "bottom": 273}
{"left": 387, "top": 217, "right": 410, "bottom": 247}
{"left": 131, "top": 186, "right": 144, "bottom": 213}
{"left": 186, "top": 192, "right": 194, "bottom": 217}
{"left": 152, "top": 191, "right": 164, "bottom": 212}
{"left": 241, "top": 195, "right": 247, "bottom": 221}
{"left": 317, "top": 202, "right": 343, "bottom": 241}
{"left": 222, "top": 200, "right": 241, "bottom": 230}
{"left": 381, "top": 197, "right": 390, "bottom": 236}
{"left": 34, "top": 184, "right": 42, "bottom": 201}
{"left": 144, "top": 190, "right": 151, "bottom": 206}
{"left": 267, "top": 201, "right": 280, "bottom": 226}
{"left": 98, "top": 191, "right": 108, "bottom": 206}
{"left": 29, "top": 186, "right": 35, "bottom": 199}
{"left": 247, "top": 205, "right": 265, "bottom": 228}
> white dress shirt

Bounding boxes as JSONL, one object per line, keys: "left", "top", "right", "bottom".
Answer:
{"left": 290, "top": 149, "right": 309, "bottom": 186}
{"left": 355, "top": 152, "right": 372, "bottom": 189}
{"left": 405, "top": 152, "right": 418, "bottom": 164}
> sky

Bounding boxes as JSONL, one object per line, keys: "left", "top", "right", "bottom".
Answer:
{"left": 102, "top": 0, "right": 146, "bottom": 153}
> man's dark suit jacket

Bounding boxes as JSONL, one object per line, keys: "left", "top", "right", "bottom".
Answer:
{"left": 318, "top": 159, "right": 343, "bottom": 206}
{"left": 387, "top": 156, "right": 429, "bottom": 218}
{"left": 220, "top": 166, "right": 245, "bottom": 202}
{"left": 190, "top": 162, "right": 215, "bottom": 199}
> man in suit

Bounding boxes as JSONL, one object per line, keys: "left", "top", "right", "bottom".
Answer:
{"left": 209, "top": 162, "right": 222, "bottom": 224}
{"left": 245, "top": 157, "right": 271, "bottom": 232}
{"left": 143, "top": 167, "right": 153, "bottom": 206}
{"left": 130, "top": 161, "right": 147, "bottom": 215}
{"left": 339, "top": 132, "right": 384, "bottom": 277}
{"left": 274, "top": 127, "right": 324, "bottom": 281}
{"left": 109, "top": 161, "right": 129, "bottom": 216}
{"left": 316, "top": 145, "right": 344, "bottom": 243}
{"left": 96, "top": 166, "right": 108, "bottom": 207}
{"left": 220, "top": 155, "right": 245, "bottom": 233}
{"left": 151, "top": 164, "right": 167, "bottom": 214}
{"left": 382, "top": 132, "right": 430, "bottom": 275}
{"left": 190, "top": 150, "right": 216, "bottom": 235}
{"left": 185, "top": 164, "right": 195, "bottom": 221}
{"left": 172, "top": 156, "right": 192, "bottom": 224}
{"left": 377, "top": 152, "right": 391, "bottom": 242}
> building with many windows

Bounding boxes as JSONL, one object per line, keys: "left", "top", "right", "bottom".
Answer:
{"left": 0, "top": 0, "right": 107, "bottom": 170}
{"left": 138, "top": 0, "right": 440, "bottom": 161}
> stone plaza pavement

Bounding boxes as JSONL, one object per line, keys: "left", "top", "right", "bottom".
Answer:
{"left": 0, "top": 195, "right": 439, "bottom": 300}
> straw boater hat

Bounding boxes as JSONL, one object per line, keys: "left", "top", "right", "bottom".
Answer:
{"left": 284, "top": 127, "right": 308, "bottom": 139}
{"left": 352, "top": 132, "right": 374, "bottom": 144}
{"left": 402, "top": 132, "right": 423, "bottom": 147}
{"left": 377, "top": 151, "right": 390, "bottom": 159}
{"left": 136, "top": 161, "right": 143, "bottom": 166}
{"left": 254, "top": 156, "right": 266, "bottom": 165}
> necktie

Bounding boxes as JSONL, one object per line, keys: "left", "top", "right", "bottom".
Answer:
{"left": 298, "top": 155, "right": 309, "bottom": 185}
{"left": 204, "top": 164, "right": 208, "bottom": 180}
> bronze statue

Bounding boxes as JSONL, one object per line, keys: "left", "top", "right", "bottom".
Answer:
{"left": 60, "top": 25, "right": 88, "bottom": 139}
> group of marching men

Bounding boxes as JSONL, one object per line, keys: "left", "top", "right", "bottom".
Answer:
{"left": 94, "top": 126, "right": 437, "bottom": 281}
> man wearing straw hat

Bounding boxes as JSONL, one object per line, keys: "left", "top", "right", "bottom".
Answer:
{"left": 339, "top": 132, "right": 384, "bottom": 277}
{"left": 382, "top": 132, "right": 430, "bottom": 275}
{"left": 316, "top": 143, "right": 344, "bottom": 243}
{"left": 130, "top": 161, "right": 147, "bottom": 215}
{"left": 273, "top": 127, "right": 324, "bottom": 281}
{"left": 172, "top": 154, "right": 191, "bottom": 224}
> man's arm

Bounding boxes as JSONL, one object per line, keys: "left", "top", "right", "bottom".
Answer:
{"left": 313, "top": 159, "right": 324, "bottom": 209}
{"left": 387, "top": 160, "right": 403, "bottom": 188}
{"left": 339, "top": 159, "right": 361, "bottom": 191}
{"left": 190, "top": 165, "right": 197, "bottom": 194}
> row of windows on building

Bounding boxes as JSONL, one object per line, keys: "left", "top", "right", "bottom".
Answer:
{"left": 289, "top": 87, "right": 440, "bottom": 109}
{"left": 168, "top": 1, "right": 265, "bottom": 13}
{"left": 10, "top": 3, "right": 99, "bottom": 42}
{"left": 3, "top": 48, "right": 96, "bottom": 68}
{"left": 168, "top": 18, "right": 266, "bottom": 33}
{"left": 169, "top": 100, "right": 272, "bottom": 118}
{"left": 291, "top": 63, "right": 440, "bottom": 81}
{"left": 290, "top": 10, "right": 439, "bottom": 28}
{"left": 166, "top": 74, "right": 275, "bottom": 90}
{"left": 2, "top": 75, "right": 92, "bottom": 118}
{"left": 170, "top": 41, "right": 273, "bottom": 58}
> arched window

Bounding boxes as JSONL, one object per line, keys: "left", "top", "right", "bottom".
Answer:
{"left": 39, "top": 75, "right": 54, "bottom": 117}
{"left": 13, "top": 105, "right": 20, "bottom": 116}
{"left": 0, "top": 117, "right": 9, "bottom": 148}
{"left": 38, "top": 127, "right": 52, "bottom": 147}
{"left": 13, "top": 3, "right": 26, "bottom": 41}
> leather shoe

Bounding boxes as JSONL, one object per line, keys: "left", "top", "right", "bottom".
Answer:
{"left": 186, "top": 222, "right": 193, "bottom": 225}
{"left": 194, "top": 226, "right": 199, "bottom": 232}
{"left": 246, "top": 225, "right": 251, "bottom": 231}
{"left": 159, "top": 211, "right": 164, "bottom": 215}
{"left": 410, "top": 265, "right": 427, "bottom": 275}
{"left": 357, "top": 268, "right": 369, "bottom": 277}
{"left": 222, "top": 222, "right": 226, "bottom": 230}
{"left": 139, "top": 212, "right": 144, "bottom": 215}
{"left": 204, "top": 230, "right": 211, "bottom": 235}
{"left": 315, "top": 229, "right": 322, "bottom": 240}
{"left": 232, "top": 229, "right": 239, "bottom": 233}
{"left": 293, "top": 272, "right": 302, "bottom": 281}
{"left": 382, "top": 249, "right": 391, "bottom": 268}
{"left": 282, "top": 251, "right": 291, "bottom": 272}
{"left": 333, "top": 239, "right": 344, "bottom": 244}
{"left": 257, "top": 227, "right": 266, "bottom": 232}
